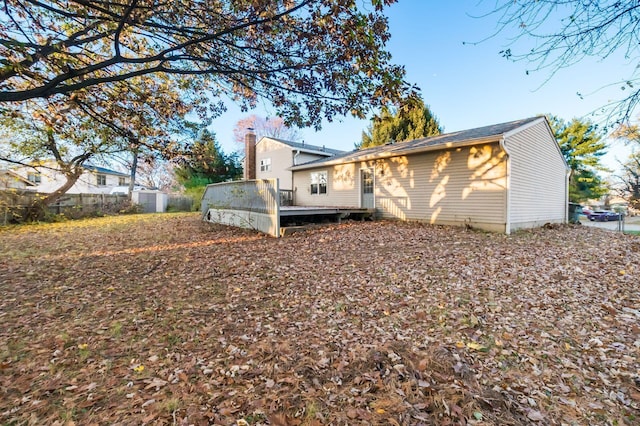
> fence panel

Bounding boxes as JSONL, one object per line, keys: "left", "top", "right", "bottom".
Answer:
{"left": 0, "top": 190, "right": 129, "bottom": 224}
{"left": 201, "top": 179, "right": 280, "bottom": 237}
{"left": 167, "top": 195, "right": 193, "bottom": 212}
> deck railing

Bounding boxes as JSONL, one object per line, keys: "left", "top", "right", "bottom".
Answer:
{"left": 280, "top": 189, "right": 293, "bottom": 206}
{"left": 201, "top": 179, "right": 281, "bottom": 237}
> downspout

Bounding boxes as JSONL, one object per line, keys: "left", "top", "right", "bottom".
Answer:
{"left": 373, "top": 163, "right": 376, "bottom": 211}
{"left": 499, "top": 136, "right": 511, "bottom": 234}
{"left": 293, "top": 150, "right": 301, "bottom": 197}
{"left": 565, "top": 167, "right": 571, "bottom": 224}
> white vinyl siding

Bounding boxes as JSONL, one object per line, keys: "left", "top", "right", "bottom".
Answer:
{"left": 13, "top": 163, "right": 128, "bottom": 194}
{"left": 255, "top": 138, "right": 336, "bottom": 191}
{"left": 260, "top": 158, "right": 271, "bottom": 172}
{"left": 256, "top": 139, "right": 294, "bottom": 190}
{"left": 504, "top": 120, "right": 567, "bottom": 230}
{"left": 296, "top": 152, "right": 327, "bottom": 165}
{"left": 293, "top": 163, "right": 359, "bottom": 207}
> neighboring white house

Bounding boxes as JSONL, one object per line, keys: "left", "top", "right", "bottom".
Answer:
{"left": 289, "top": 116, "right": 569, "bottom": 234}
{"left": 0, "top": 169, "right": 37, "bottom": 190}
{"left": 246, "top": 134, "right": 345, "bottom": 190}
{"left": 11, "top": 163, "right": 131, "bottom": 194}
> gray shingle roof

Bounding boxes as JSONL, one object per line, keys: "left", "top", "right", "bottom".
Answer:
{"left": 262, "top": 137, "right": 345, "bottom": 156}
{"left": 84, "top": 165, "right": 129, "bottom": 177}
{"left": 290, "top": 116, "right": 545, "bottom": 170}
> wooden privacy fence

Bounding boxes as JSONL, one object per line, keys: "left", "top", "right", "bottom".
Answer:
{"left": 0, "top": 190, "right": 129, "bottom": 225}
{"left": 166, "top": 194, "right": 193, "bottom": 212}
{"left": 201, "top": 179, "right": 280, "bottom": 237}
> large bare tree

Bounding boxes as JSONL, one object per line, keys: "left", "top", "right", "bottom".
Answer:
{"left": 232, "top": 114, "right": 302, "bottom": 147}
{"left": 616, "top": 153, "right": 640, "bottom": 212}
{"left": 482, "top": 1, "right": 640, "bottom": 122}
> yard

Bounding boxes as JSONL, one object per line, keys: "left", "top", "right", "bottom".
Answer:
{"left": 1, "top": 213, "right": 638, "bottom": 425}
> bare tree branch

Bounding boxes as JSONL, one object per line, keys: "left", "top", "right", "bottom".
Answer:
{"left": 480, "top": 1, "right": 640, "bottom": 124}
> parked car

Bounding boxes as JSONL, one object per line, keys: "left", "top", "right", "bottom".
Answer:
{"left": 582, "top": 208, "right": 593, "bottom": 217}
{"left": 589, "top": 211, "right": 621, "bottom": 222}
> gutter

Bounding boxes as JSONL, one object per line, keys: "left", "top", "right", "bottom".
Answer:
{"left": 290, "top": 135, "right": 502, "bottom": 171}
{"left": 565, "top": 167, "right": 571, "bottom": 224}
{"left": 499, "top": 136, "right": 511, "bottom": 235}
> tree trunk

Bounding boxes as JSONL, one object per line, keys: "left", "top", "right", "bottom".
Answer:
{"left": 128, "top": 150, "right": 139, "bottom": 200}
{"left": 27, "top": 169, "right": 83, "bottom": 220}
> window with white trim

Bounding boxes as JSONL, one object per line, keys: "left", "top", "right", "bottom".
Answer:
{"left": 97, "top": 174, "right": 107, "bottom": 186}
{"left": 27, "top": 172, "right": 41, "bottom": 184}
{"left": 310, "top": 171, "right": 327, "bottom": 195}
{"left": 260, "top": 158, "right": 271, "bottom": 172}
{"left": 118, "top": 177, "right": 126, "bottom": 186}
{"left": 362, "top": 169, "right": 373, "bottom": 194}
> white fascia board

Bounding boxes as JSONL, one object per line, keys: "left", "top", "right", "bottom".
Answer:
{"left": 289, "top": 136, "right": 501, "bottom": 171}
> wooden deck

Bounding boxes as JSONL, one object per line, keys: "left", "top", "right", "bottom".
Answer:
{"left": 280, "top": 206, "right": 374, "bottom": 217}
{"left": 279, "top": 206, "right": 375, "bottom": 226}
{"left": 278, "top": 206, "right": 375, "bottom": 236}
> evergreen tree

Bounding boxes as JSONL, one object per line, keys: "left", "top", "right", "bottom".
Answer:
{"left": 175, "top": 130, "right": 242, "bottom": 188}
{"left": 360, "top": 98, "right": 442, "bottom": 148}
{"left": 546, "top": 115, "right": 609, "bottom": 202}
{"left": 570, "top": 169, "right": 608, "bottom": 203}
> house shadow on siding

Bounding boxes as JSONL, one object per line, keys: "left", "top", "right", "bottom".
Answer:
{"left": 371, "top": 144, "right": 507, "bottom": 229}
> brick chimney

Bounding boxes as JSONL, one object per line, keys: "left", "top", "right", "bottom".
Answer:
{"left": 244, "top": 128, "right": 256, "bottom": 180}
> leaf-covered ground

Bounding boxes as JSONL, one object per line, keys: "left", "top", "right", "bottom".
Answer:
{"left": 1, "top": 213, "right": 639, "bottom": 425}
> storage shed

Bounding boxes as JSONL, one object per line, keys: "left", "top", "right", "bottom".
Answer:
{"left": 290, "top": 117, "right": 569, "bottom": 234}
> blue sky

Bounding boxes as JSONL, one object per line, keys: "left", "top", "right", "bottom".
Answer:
{"left": 210, "top": 1, "right": 637, "bottom": 174}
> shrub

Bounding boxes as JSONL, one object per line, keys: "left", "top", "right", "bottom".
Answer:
{"left": 184, "top": 186, "right": 206, "bottom": 211}
{"left": 118, "top": 202, "right": 144, "bottom": 215}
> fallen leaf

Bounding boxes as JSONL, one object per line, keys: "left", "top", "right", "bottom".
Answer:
{"left": 527, "top": 410, "right": 544, "bottom": 421}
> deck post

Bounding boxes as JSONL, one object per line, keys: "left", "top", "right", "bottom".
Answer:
{"left": 275, "top": 178, "right": 281, "bottom": 238}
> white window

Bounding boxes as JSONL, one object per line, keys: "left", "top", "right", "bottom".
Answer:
{"left": 260, "top": 158, "right": 271, "bottom": 172}
{"left": 27, "top": 172, "right": 41, "bottom": 183}
{"left": 362, "top": 170, "right": 374, "bottom": 194}
{"left": 118, "top": 177, "right": 127, "bottom": 186}
{"left": 97, "top": 174, "right": 107, "bottom": 186}
{"left": 310, "top": 171, "right": 327, "bottom": 195}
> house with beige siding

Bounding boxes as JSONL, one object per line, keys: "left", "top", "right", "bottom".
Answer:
{"left": 289, "top": 117, "right": 569, "bottom": 234}
{"left": 251, "top": 136, "right": 345, "bottom": 190}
